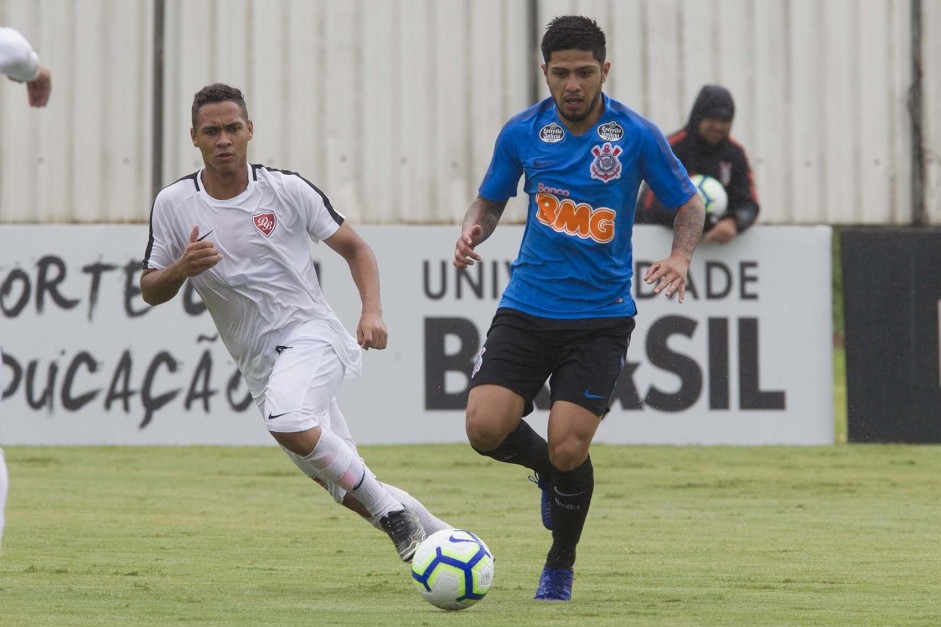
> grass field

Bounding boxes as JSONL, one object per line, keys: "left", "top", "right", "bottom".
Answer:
{"left": 833, "top": 345, "right": 847, "bottom": 443}
{"left": 2, "top": 443, "right": 940, "bottom": 626}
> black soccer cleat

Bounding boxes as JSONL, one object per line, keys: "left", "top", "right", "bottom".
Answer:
{"left": 379, "top": 507, "right": 426, "bottom": 562}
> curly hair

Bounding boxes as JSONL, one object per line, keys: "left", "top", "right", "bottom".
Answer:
{"left": 191, "top": 83, "right": 249, "bottom": 128}
{"left": 540, "top": 16, "right": 606, "bottom": 65}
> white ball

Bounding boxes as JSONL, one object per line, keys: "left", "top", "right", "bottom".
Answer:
{"left": 690, "top": 174, "right": 729, "bottom": 221}
{"left": 410, "top": 529, "right": 494, "bottom": 611}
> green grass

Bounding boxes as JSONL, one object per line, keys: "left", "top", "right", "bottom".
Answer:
{"left": 834, "top": 345, "right": 847, "bottom": 443}
{"left": 832, "top": 230, "right": 847, "bottom": 443}
{"left": 2, "top": 444, "right": 940, "bottom": 625}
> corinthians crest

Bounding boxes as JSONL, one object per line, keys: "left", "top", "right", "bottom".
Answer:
{"left": 589, "top": 142, "right": 623, "bottom": 183}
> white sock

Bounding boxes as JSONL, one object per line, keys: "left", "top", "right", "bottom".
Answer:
{"left": 0, "top": 448, "right": 7, "bottom": 553}
{"left": 373, "top": 484, "right": 452, "bottom": 535}
{"left": 303, "top": 428, "right": 401, "bottom": 518}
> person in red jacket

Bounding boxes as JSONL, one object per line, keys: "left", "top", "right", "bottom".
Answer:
{"left": 637, "top": 84, "right": 759, "bottom": 244}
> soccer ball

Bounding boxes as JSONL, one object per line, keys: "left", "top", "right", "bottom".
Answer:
{"left": 690, "top": 174, "right": 728, "bottom": 226}
{"left": 410, "top": 529, "right": 494, "bottom": 611}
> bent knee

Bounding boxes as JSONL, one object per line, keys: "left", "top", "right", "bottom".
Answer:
{"left": 465, "top": 415, "right": 504, "bottom": 452}
{"left": 548, "top": 440, "right": 589, "bottom": 471}
{"left": 465, "top": 386, "right": 525, "bottom": 451}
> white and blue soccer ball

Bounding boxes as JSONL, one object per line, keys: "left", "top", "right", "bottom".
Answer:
{"left": 690, "top": 174, "right": 729, "bottom": 224}
{"left": 410, "top": 529, "right": 494, "bottom": 611}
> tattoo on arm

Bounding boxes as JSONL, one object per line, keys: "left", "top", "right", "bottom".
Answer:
{"left": 672, "top": 200, "right": 706, "bottom": 261}
{"left": 463, "top": 195, "right": 507, "bottom": 244}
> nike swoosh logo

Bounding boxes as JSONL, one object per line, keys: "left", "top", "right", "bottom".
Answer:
{"left": 533, "top": 160, "right": 557, "bottom": 168}
{"left": 583, "top": 389, "right": 607, "bottom": 399}
{"left": 267, "top": 412, "right": 290, "bottom": 420}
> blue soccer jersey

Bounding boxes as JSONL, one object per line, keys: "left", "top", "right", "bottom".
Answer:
{"left": 479, "top": 94, "right": 695, "bottom": 319}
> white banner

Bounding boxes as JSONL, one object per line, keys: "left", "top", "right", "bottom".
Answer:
{"left": 0, "top": 224, "right": 832, "bottom": 445}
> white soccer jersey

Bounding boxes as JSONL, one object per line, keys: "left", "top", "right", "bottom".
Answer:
{"left": 0, "top": 27, "right": 40, "bottom": 82}
{"left": 143, "top": 164, "right": 363, "bottom": 402}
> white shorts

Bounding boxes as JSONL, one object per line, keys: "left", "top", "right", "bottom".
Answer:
{"left": 260, "top": 337, "right": 344, "bottom": 433}
{"left": 257, "top": 337, "right": 372, "bottom": 503}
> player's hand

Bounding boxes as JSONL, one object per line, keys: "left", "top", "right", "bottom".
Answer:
{"left": 357, "top": 311, "right": 388, "bottom": 350}
{"left": 453, "top": 224, "right": 483, "bottom": 269}
{"left": 26, "top": 66, "right": 51, "bottom": 107}
{"left": 178, "top": 225, "right": 223, "bottom": 277}
{"left": 703, "top": 217, "right": 738, "bottom": 244}
{"left": 644, "top": 253, "right": 691, "bottom": 303}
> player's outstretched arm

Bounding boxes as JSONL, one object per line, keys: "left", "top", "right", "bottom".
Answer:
{"left": 453, "top": 195, "right": 507, "bottom": 269}
{"left": 141, "top": 225, "right": 222, "bottom": 306}
{"left": 324, "top": 222, "right": 388, "bottom": 350}
{"left": 25, "top": 65, "right": 51, "bottom": 107}
{"left": 643, "top": 193, "right": 705, "bottom": 303}
{"left": 0, "top": 27, "right": 50, "bottom": 106}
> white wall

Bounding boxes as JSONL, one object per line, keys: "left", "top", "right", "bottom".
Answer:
{"left": 0, "top": 0, "right": 938, "bottom": 226}
{"left": 0, "top": 0, "right": 153, "bottom": 223}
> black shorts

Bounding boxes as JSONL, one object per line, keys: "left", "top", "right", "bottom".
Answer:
{"left": 469, "top": 308, "right": 635, "bottom": 417}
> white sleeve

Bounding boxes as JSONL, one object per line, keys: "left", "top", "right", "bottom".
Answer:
{"left": 294, "top": 177, "right": 342, "bottom": 242}
{"left": 0, "top": 27, "right": 40, "bottom": 82}
{"left": 144, "top": 194, "right": 177, "bottom": 271}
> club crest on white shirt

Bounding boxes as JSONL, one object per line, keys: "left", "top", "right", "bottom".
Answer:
{"left": 589, "top": 143, "right": 623, "bottom": 183}
{"left": 253, "top": 211, "right": 276, "bottom": 237}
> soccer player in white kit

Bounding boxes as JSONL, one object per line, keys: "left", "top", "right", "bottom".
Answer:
{"left": 141, "top": 83, "right": 447, "bottom": 562}
{"left": 0, "top": 25, "right": 52, "bottom": 553}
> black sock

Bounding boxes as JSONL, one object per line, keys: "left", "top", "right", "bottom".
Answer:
{"left": 545, "top": 455, "right": 594, "bottom": 570}
{"left": 471, "top": 420, "right": 552, "bottom": 478}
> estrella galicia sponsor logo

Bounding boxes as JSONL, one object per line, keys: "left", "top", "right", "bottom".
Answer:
{"left": 597, "top": 121, "right": 624, "bottom": 141}
{"left": 539, "top": 122, "right": 565, "bottom": 143}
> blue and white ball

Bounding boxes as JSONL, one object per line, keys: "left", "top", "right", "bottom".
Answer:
{"left": 690, "top": 174, "right": 729, "bottom": 226}
{"left": 410, "top": 529, "right": 494, "bottom": 611}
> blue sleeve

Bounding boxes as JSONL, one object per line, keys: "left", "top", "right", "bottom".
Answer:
{"left": 641, "top": 123, "right": 696, "bottom": 210}
{"left": 478, "top": 123, "right": 523, "bottom": 202}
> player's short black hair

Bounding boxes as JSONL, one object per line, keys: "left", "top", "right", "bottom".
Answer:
{"left": 541, "top": 16, "right": 606, "bottom": 65}
{"left": 191, "top": 83, "right": 249, "bottom": 129}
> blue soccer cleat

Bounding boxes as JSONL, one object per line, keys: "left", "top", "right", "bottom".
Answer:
{"left": 529, "top": 474, "right": 552, "bottom": 530}
{"left": 533, "top": 567, "right": 573, "bottom": 601}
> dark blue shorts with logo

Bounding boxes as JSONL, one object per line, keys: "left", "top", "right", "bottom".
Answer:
{"left": 468, "top": 307, "right": 635, "bottom": 417}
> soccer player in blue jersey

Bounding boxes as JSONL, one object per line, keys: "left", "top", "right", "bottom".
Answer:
{"left": 453, "top": 16, "right": 705, "bottom": 601}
